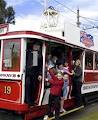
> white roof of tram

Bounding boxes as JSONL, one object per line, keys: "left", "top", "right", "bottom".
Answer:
{"left": 0, "top": 23, "right": 98, "bottom": 52}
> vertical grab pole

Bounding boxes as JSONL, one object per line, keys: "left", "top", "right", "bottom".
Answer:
{"left": 82, "top": 50, "right": 85, "bottom": 82}
{"left": 39, "top": 42, "right": 46, "bottom": 105}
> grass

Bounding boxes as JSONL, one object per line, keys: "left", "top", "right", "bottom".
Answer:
{"left": 79, "top": 111, "right": 98, "bottom": 120}
{"left": 49, "top": 105, "right": 98, "bottom": 120}
{"left": 49, "top": 106, "right": 84, "bottom": 120}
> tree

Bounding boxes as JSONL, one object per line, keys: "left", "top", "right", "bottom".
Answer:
{"left": 0, "top": 0, "right": 15, "bottom": 24}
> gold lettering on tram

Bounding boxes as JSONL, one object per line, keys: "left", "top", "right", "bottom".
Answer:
{"left": 4, "top": 86, "right": 12, "bottom": 94}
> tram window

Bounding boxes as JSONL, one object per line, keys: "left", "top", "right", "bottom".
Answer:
{"left": 2, "top": 39, "right": 21, "bottom": 71}
{"left": 33, "top": 51, "right": 38, "bottom": 66}
{"left": 47, "top": 45, "right": 66, "bottom": 65}
{"left": 95, "top": 53, "right": 98, "bottom": 70}
{"left": 85, "top": 52, "right": 93, "bottom": 70}
{"left": 26, "top": 42, "right": 41, "bottom": 67}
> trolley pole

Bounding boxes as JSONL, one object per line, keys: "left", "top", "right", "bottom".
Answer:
{"left": 77, "top": 8, "right": 81, "bottom": 27}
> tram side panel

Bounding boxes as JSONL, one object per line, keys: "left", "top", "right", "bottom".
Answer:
{"left": 0, "top": 38, "right": 28, "bottom": 112}
{"left": 82, "top": 71, "right": 98, "bottom": 104}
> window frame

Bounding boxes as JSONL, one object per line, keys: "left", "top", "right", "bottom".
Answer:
{"left": 85, "top": 51, "right": 93, "bottom": 70}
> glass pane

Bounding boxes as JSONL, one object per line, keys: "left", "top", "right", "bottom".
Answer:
{"left": 85, "top": 52, "right": 93, "bottom": 70}
{"left": 95, "top": 53, "right": 98, "bottom": 70}
{"left": 2, "top": 39, "right": 21, "bottom": 71}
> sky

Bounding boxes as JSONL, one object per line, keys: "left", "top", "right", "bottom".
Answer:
{"left": 6, "top": 0, "right": 98, "bottom": 35}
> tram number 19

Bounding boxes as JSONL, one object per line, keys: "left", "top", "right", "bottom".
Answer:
{"left": 4, "top": 86, "right": 12, "bottom": 94}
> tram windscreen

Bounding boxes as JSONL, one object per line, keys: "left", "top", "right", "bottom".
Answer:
{"left": 2, "top": 39, "right": 21, "bottom": 71}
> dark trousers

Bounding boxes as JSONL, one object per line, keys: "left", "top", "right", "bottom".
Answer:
{"left": 72, "top": 81, "right": 83, "bottom": 106}
{"left": 48, "top": 94, "right": 60, "bottom": 120}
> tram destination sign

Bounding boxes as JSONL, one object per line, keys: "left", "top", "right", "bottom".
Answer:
{"left": 82, "top": 83, "right": 98, "bottom": 94}
{"left": 0, "top": 72, "right": 22, "bottom": 80}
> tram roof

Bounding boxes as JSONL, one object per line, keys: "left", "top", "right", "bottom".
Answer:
{"left": 0, "top": 23, "right": 98, "bottom": 52}
{"left": 0, "top": 30, "right": 66, "bottom": 44}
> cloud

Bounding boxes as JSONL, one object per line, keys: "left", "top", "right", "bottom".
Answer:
{"left": 35, "top": 0, "right": 44, "bottom": 5}
{"left": 54, "top": 0, "right": 98, "bottom": 18}
{"left": 8, "top": 0, "right": 43, "bottom": 6}
{"left": 6, "top": 0, "right": 29, "bottom": 6}
{"left": 53, "top": 0, "right": 98, "bottom": 28}
{"left": 67, "top": 0, "right": 97, "bottom": 9}
{"left": 80, "top": 10, "right": 98, "bottom": 18}
{"left": 7, "top": 0, "right": 98, "bottom": 35}
{"left": 13, "top": 14, "right": 41, "bottom": 31}
{"left": 7, "top": 0, "right": 98, "bottom": 19}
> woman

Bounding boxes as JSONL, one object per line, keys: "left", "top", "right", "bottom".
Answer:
{"left": 72, "top": 59, "right": 83, "bottom": 107}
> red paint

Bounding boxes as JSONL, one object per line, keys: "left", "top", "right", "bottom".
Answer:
{"left": 0, "top": 100, "right": 28, "bottom": 112}
{"left": 0, "top": 31, "right": 65, "bottom": 43}
{"left": 84, "top": 72, "right": 98, "bottom": 82}
{"left": 25, "top": 98, "right": 75, "bottom": 120}
{"left": 0, "top": 80, "right": 22, "bottom": 103}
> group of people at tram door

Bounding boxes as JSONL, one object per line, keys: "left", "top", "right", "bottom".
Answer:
{"left": 44, "top": 55, "right": 83, "bottom": 120}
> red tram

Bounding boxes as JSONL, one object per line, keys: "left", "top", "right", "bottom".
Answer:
{"left": 0, "top": 23, "right": 98, "bottom": 120}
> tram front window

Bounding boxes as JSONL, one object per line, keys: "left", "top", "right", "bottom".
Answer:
{"left": 2, "top": 39, "right": 21, "bottom": 71}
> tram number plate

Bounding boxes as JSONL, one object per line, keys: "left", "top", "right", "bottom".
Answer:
{"left": 4, "top": 86, "right": 11, "bottom": 94}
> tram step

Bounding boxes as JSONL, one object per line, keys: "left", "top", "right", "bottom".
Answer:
{"left": 48, "top": 105, "right": 84, "bottom": 120}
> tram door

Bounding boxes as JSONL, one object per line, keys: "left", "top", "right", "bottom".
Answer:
{"left": 25, "top": 39, "right": 43, "bottom": 106}
{"left": 71, "top": 48, "right": 83, "bottom": 100}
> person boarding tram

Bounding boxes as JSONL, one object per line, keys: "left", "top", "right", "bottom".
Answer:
{"left": 44, "top": 67, "right": 64, "bottom": 120}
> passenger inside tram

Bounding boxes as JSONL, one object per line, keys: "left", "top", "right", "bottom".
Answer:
{"left": 85, "top": 52, "right": 93, "bottom": 70}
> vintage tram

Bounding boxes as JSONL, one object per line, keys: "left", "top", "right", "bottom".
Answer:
{"left": 0, "top": 23, "right": 98, "bottom": 120}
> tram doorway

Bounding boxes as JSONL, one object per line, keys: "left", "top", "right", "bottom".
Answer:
{"left": 25, "top": 39, "right": 43, "bottom": 106}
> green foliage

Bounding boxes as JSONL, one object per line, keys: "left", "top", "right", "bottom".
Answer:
{"left": 0, "top": 0, "right": 15, "bottom": 24}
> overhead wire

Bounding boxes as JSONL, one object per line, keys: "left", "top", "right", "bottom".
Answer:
{"left": 52, "top": 0, "right": 98, "bottom": 29}
{"left": 53, "top": 0, "right": 77, "bottom": 14}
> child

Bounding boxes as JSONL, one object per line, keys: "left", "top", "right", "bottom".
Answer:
{"left": 60, "top": 74, "right": 69, "bottom": 112}
{"left": 63, "top": 62, "right": 74, "bottom": 99}
{"left": 57, "top": 62, "right": 73, "bottom": 76}
{"left": 57, "top": 62, "right": 73, "bottom": 112}
{"left": 64, "top": 62, "right": 73, "bottom": 75}
{"left": 44, "top": 68, "right": 64, "bottom": 120}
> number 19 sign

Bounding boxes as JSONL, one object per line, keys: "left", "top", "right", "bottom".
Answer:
{"left": 0, "top": 81, "right": 22, "bottom": 103}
